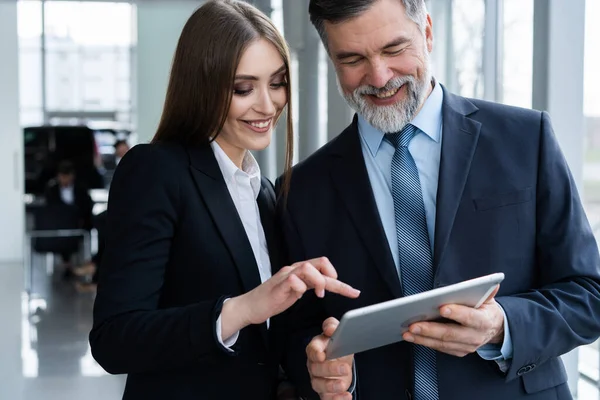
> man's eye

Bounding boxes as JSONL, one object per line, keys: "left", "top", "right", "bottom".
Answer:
{"left": 342, "top": 58, "right": 362, "bottom": 66}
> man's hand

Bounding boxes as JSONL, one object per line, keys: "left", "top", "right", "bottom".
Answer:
{"left": 306, "top": 317, "right": 354, "bottom": 400}
{"left": 402, "top": 285, "right": 505, "bottom": 357}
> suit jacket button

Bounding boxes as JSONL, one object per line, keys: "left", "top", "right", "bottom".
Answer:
{"left": 517, "top": 364, "right": 536, "bottom": 376}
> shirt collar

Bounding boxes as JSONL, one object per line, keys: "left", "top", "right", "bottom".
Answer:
{"left": 210, "top": 140, "right": 262, "bottom": 198}
{"left": 358, "top": 79, "right": 443, "bottom": 157}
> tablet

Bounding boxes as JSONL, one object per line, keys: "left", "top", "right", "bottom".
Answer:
{"left": 326, "top": 272, "right": 505, "bottom": 360}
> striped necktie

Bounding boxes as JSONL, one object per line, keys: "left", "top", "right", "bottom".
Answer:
{"left": 386, "top": 123, "right": 439, "bottom": 400}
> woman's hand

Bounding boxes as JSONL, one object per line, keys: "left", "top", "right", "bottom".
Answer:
{"left": 221, "top": 257, "right": 360, "bottom": 338}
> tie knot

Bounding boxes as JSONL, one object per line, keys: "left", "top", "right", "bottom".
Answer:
{"left": 387, "top": 124, "right": 418, "bottom": 148}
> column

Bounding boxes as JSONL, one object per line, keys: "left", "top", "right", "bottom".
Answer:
{"left": 135, "top": 0, "right": 202, "bottom": 144}
{"left": 533, "top": 0, "right": 586, "bottom": 187}
{"left": 283, "top": 0, "right": 323, "bottom": 162}
{"left": 533, "top": 0, "right": 587, "bottom": 396}
{"left": 482, "top": 0, "right": 503, "bottom": 102}
{"left": 0, "top": 2, "right": 24, "bottom": 399}
{"left": 327, "top": 58, "right": 354, "bottom": 140}
{"left": 248, "top": 0, "right": 272, "bottom": 14}
{"left": 428, "top": 0, "right": 458, "bottom": 92}
{"left": 0, "top": 0, "right": 25, "bottom": 263}
{"left": 246, "top": 0, "right": 278, "bottom": 180}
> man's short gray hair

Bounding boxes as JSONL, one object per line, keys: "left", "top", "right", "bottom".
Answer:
{"left": 308, "top": 0, "right": 428, "bottom": 51}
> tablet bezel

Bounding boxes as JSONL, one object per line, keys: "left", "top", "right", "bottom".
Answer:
{"left": 325, "top": 272, "right": 505, "bottom": 360}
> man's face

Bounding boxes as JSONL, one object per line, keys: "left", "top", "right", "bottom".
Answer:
{"left": 115, "top": 143, "right": 130, "bottom": 159}
{"left": 58, "top": 172, "right": 74, "bottom": 188}
{"left": 324, "top": 0, "right": 434, "bottom": 133}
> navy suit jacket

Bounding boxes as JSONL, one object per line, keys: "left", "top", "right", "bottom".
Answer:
{"left": 276, "top": 88, "right": 600, "bottom": 399}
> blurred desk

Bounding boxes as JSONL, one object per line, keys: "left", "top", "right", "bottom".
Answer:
{"left": 24, "top": 229, "right": 91, "bottom": 295}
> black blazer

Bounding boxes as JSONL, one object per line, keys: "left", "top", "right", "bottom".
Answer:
{"left": 44, "top": 181, "right": 94, "bottom": 230}
{"left": 277, "top": 88, "right": 600, "bottom": 399}
{"left": 90, "top": 142, "right": 282, "bottom": 400}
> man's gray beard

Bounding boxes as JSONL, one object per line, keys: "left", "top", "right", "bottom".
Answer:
{"left": 340, "top": 67, "right": 432, "bottom": 134}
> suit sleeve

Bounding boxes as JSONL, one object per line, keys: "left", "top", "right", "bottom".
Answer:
{"left": 496, "top": 111, "right": 600, "bottom": 381}
{"left": 81, "top": 188, "right": 94, "bottom": 230}
{"left": 90, "top": 144, "right": 237, "bottom": 375}
{"left": 43, "top": 184, "right": 57, "bottom": 204}
{"left": 274, "top": 178, "right": 329, "bottom": 400}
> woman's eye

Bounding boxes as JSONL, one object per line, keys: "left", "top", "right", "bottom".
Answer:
{"left": 271, "top": 81, "right": 287, "bottom": 89}
{"left": 233, "top": 87, "right": 252, "bottom": 96}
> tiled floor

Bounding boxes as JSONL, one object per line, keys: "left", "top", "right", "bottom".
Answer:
{"left": 0, "top": 255, "right": 126, "bottom": 400}
{"left": 1, "top": 250, "right": 599, "bottom": 399}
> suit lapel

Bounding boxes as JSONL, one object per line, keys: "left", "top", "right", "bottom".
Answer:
{"left": 433, "top": 89, "right": 481, "bottom": 273}
{"left": 257, "top": 179, "right": 280, "bottom": 273}
{"left": 329, "top": 120, "right": 403, "bottom": 299}
{"left": 256, "top": 180, "right": 280, "bottom": 349}
{"left": 186, "top": 144, "right": 263, "bottom": 294}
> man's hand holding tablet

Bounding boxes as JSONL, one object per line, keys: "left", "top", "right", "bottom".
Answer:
{"left": 305, "top": 273, "right": 505, "bottom": 399}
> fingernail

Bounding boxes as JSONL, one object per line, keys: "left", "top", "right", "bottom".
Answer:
{"left": 339, "top": 365, "right": 348, "bottom": 375}
{"left": 411, "top": 326, "right": 421, "bottom": 334}
{"left": 442, "top": 308, "right": 451, "bottom": 317}
{"left": 319, "top": 289, "right": 325, "bottom": 298}
{"left": 404, "top": 334, "right": 414, "bottom": 342}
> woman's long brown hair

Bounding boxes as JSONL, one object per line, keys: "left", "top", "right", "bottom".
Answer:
{"left": 152, "top": 0, "right": 294, "bottom": 196}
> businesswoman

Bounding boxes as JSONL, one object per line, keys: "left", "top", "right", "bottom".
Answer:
{"left": 89, "top": 1, "right": 359, "bottom": 399}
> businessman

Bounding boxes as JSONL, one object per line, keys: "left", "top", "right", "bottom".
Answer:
{"left": 276, "top": 0, "right": 600, "bottom": 399}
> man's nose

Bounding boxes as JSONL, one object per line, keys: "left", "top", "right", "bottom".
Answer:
{"left": 366, "top": 59, "right": 393, "bottom": 89}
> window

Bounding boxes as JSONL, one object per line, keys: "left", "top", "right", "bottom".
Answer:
{"left": 582, "top": 0, "right": 600, "bottom": 227}
{"left": 17, "top": 1, "right": 135, "bottom": 127}
{"left": 18, "top": 0, "right": 43, "bottom": 126}
{"left": 451, "top": 0, "right": 485, "bottom": 99}
{"left": 580, "top": 0, "right": 600, "bottom": 393}
{"left": 270, "top": 0, "right": 283, "bottom": 33}
{"left": 501, "top": 0, "right": 533, "bottom": 108}
{"left": 428, "top": 0, "right": 486, "bottom": 99}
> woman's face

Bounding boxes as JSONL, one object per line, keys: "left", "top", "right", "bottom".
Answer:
{"left": 216, "top": 38, "right": 288, "bottom": 165}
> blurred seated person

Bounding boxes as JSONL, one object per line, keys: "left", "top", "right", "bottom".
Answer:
{"left": 114, "top": 139, "right": 130, "bottom": 166}
{"left": 45, "top": 160, "right": 94, "bottom": 269}
{"left": 102, "top": 140, "right": 131, "bottom": 173}
{"left": 74, "top": 210, "right": 106, "bottom": 293}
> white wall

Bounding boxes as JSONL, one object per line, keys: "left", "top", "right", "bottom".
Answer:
{"left": 0, "top": 0, "right": 25, "bottom": 263}
{"left": 135, "top": 0, "right": 202, "bottom": 144}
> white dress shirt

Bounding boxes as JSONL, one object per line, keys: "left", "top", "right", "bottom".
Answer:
{"left": 60, "top": 185, "right": 75, "bottom": 205}
{"left": 211, "top": 141, "right": 272, "bottom": 350}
